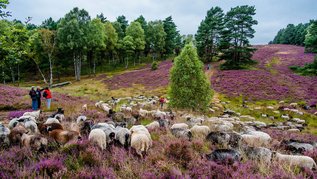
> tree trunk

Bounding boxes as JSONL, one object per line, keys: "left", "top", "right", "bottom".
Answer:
{"left": 10, "top": 66, "right": 15, "bottom": 84}
{"left": 32, "top": 58, "right": 48, "bottom": 84}
{"left": 93, "top": 54, "right": 96, "bottom": 76}
{"left": 73, "top": 52, "right": 78, "bottom": 81}
{"left": 2, "top": 67, "right": 5, "bottom": 84}
{"left": 17, "top": 63, "right": 20, "bottom": 86}
{"left": 48, "top": 54, "right": 53, "bottom": 87}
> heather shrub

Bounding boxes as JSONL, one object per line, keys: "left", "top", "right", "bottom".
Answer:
{"left": 33, "top": 158, "right": 66, "bottom": 177}
{"left": 165, "top": 139, "right": 193, "bottom": 168}
{"left": 151, "top": 61, "right": 158, "bottom": 70}
{"left": 74, "top": 167, "right": 116, "bottom": 178}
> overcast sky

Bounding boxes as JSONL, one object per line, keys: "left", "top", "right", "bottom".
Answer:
{"left": 6, "top": 0, "right": 317, "bottom": 44}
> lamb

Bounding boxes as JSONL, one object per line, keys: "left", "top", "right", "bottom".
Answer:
{"left": 190, "top": 125, "right": 210, "bottom": 138}
{"left": 130, "top": 130, "right": 152, "bottom": 158}
{"left": 23, "top": 110, "right": 41, "bottom": 120}
{"left": 21, "top": 133, "right": 48, "bottom": 152}
{"left": 206, "top": 149, "right": 241, "bottom": 165}
{"left": 114, "top": 126, "right": 131, "bottom": 148}
{"left": 89, "top": 129, "right": 107, "bottom": 150}
{"left": 82, "top": 104, "right": 88, "bottom": 111}
{"left": 242, "top": 147, "right": 272, "bottom": 164}
{"left": 44, "top": 117, "right": 61, "bottom": 125}
{"left": 76, "top": 115, "right": 87, "bottom": 124}
{"left": 48, "top": 129, "right": 81, "bottom": 145}
{"left": 272, "top": 152, "right": 317, "bottom": 170}
{"left": 241, "top": 131, "right": 271, "bottom": 147}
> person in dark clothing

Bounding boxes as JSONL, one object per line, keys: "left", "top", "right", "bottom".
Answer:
{"left": 29, "top": 87, "right": 38, "bottom": 110}
{"left": 36, "top": 87, "right": 42, "bottom": 109}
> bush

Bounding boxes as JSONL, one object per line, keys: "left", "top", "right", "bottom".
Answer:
{"left": 151, "top": 61, "right": 158, "bottom": 70}
{"left": 290, "top": 56, "right": 317, "bottom": 76}
{"left": 169, "top": 43, "right": 212, "bottom": 111}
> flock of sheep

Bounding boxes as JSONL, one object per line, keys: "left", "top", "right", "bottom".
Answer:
{"left": 0, "top": 95, "right": 317, "bottom": 171}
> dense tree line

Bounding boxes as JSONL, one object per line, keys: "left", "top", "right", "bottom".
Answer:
{"left": 0, "top": 5, "right": 183, "bottom": 84}
{"left": 195, "top": 6, "right": 258, "bottom": 70}
{"left": 270, "top": 21, "right": 316, "bottom": 47}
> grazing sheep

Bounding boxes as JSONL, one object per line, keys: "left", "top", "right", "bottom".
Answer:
{"left": 92, "top": 123, "right": 116, "bottom": 144}
{"left": 171, "top": 123, "right": 189, "bottom": 130}
{"left": 18, "top": 115, "right": 37, "bottom": 123}
{"left": 130, "top": 130, "right": 152, "bottom": 158}
{"left": 272, "top": 152, "right": 317, "bottom": 170}
{"left": 45, "top": 117, "right": 61, "bottom": 125}
{"left": 114, "top": 126, "right": 131, "bottom": 148}
{"left": 54, "top": 114, "right": 65, "bottom": 123}
{"left": 112, "top": 112, "right": 125, "bottom": 122}
{"left": 76, "top": 115, "right": 87, "bottom": 124}
{"left": 82, "top": 104, "right": 88, "bottom": 111}
{"left": 38, "top": 123, "right": 64, "bottom": 135}
{"left": 21, "top": 133, "right": 48, "bottom": 152}
{"left": 282, "top": 140, "right": 314, "bottom": 154}
{"left": 130, "top": 125, "right": 151, "bottom": 140}
{"left": 243, "top": 147, "right": 272, "bottom": 164}
{"left": 120, "top": 106, "right": 132, "bottom": 113}
{"left": 24, "top": 120, "right": 38, "bottom": 134}
{"left": 190, "top": 125, "right": 210, "bottom": 138}
{"left": 206, "top": 131, "right": 230, "bottom": 146}
{"left": 0, "top": 124, "right": 10, "bottom": 146}
{"left": 9, "top": 124, "right": 28, "bottom": 145}
{"left": 153, "top": 110, "right": 167, "bottom": 119}
{"left": 79, "top": 120, "right": 94, "bottom": 137}
{"left": 186, "top": 116, "right": 204, "bottom": 126}
{"left": 145, "top": 121, "right": 160, "bottom": 130}
{"left": 241, "top": 131, "right": 271, "bottom": 147}
{"left": 101, "top": 103, "right": 111, "bottom": 113}
{"left": 139, "top": 108, "right": 149, "bottom": 118}
{"left": 23, "top": 110, "right": 41, "bottom": 120}
{"left": 290, "top": 103, "right": 298, "bottom": 108}
{"left": 8, "top": 118, "right": 21, "bottom": 129}
{"left": 48, "top": 129, "right": 81, "bottom": 145}
{"left": 206, "top": 149, "right": 241, "bottom": 165}
{"left": 171, "top": 128, "right": 192, "bottom": 141}
{"left": 89, "top": 129, "right": 107, "bottom": 150}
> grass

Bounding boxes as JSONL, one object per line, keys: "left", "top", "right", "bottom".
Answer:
{"left": 265, "top": 57, "right": 280, "bottom": 75}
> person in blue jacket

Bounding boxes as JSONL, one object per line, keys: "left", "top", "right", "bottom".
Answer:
{"left": 29, "top": 87, "right": 38, "bottom": 110}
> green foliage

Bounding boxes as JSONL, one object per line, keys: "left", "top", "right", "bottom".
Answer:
{"left": 290, "top": 55, "right": 317, "bottom": 76}
{"left": 305, "top": 22, "right": 317, "bottom": 53}
{"left": 40, "top": 17, "right": 58, "bottom": 30}
{"left": 126, "top": 21, "right": 145, "bottom": 52}
{"left": 220, "top": 5, "right": 258, "bottom": 70}
{"left": 195, "top": 7, "right": 225, "bottom": 62}
{"left": 169, "top": 43, "right": 212, "bottom": 111}
{"left": 272, "top": 21, "right": 313, "bottom": 46}
{"left": 163, "top": 16, "right": 180, "bottom": 55}
{"left": 146, "top": 21, "right": 167, "bottom": 56}
{"left": 151, "top": 61, "right": 158, "bottom": 70}
{"left": 116, "top": 15, "right": 128, "bottom": 38}
{"left": 0, "top": 0, "right": 10, "bottom": 18}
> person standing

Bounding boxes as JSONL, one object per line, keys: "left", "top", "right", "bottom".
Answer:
{"left": 43, "top": 87, "right": 52, "bottom": 110}
{"left": 29, "top": 87, "right": 37, "bottom": 110}
{"left": 36, "top": 87, "right": 42, "bottom": 109}
{"left": 159, "top": 96, "right": 166, "bottom": 109}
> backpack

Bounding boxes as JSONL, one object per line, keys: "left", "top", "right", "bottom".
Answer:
{"left": 43, "top": 91, "right": 47, "bottom": 98}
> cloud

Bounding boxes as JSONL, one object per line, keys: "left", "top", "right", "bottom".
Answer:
{"left": 6, "top": 0, "right": 317, "bottom": 44}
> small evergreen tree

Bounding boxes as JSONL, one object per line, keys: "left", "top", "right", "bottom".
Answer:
{"left": 305, "top": 22, "right": 317, "bottom": 53}
{"left": 169, "top": 43, "right": 212, "bottom": 111}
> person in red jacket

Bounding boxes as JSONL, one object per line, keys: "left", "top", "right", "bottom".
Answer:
{"left": 159, "top": 96, "right": 166, "bottom": 109}
{"left": 43, "top": 87, "right": 52, "bottom": 109}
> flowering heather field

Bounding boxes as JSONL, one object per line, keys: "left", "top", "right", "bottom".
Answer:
{"left": 211, "top": 45, "right": 317, "bottom": 103}
{"left": 103, "top": 60, "right": 172, "bottom": 90}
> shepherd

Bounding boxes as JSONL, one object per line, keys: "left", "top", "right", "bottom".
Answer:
{"left": 159, "top": 96, "right": 166, "bottom": 109}
{"left": 43, "top": 87, "right": 52, "bottom": 110}
{"left": 29, "top": 87, "right": 37, "bottom": 110}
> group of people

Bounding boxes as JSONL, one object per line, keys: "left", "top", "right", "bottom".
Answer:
{"left": 29, "top": 87, "right": 52, "bottom": 110}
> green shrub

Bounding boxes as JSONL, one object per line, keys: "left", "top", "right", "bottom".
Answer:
{"left": 151, "top": 61, "right": 158, "bottom": 70}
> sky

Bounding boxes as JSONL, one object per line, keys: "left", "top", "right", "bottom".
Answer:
{"left": 6, "top": 0, "right": 317, "bottom": 44}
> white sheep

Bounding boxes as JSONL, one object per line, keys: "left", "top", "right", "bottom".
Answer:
{"left": 95, "top": 101, "right": 103, "bottom": 108}
{"left": 241, "top": 131, "right": 271, "bottom": 147}
{"left": 89, "top": 129, "right": 107, "bottom": 150}
{"left": 8, "top": 118, "right": 21, "bottom": 129}
{"left": 130, "top": 125, "right": 151, "bottom": 140}
{"left": 23, "top": 110, "right": 41, "bottom": 120}
{"left": 272, "top": 152, "right": 317, "bottom": 170}
{"left": 171, "top": 123, "right": 189, "bottom": 130}
{"left": 171, "top": 128, "right": 192, "bottom": 141}
{"left": 114, "top": 126, "right": 131, "bottom": 147}
{"left": 145, "top": 121, "right": 160, "bottom": 130}
{"left": 92, "top": 123, "right": 116, "bottom": 144}
{"left": 130, "top": 130, "right": 152, "bottom": 158}
{"left": 54, "top": 114, "right": 65, "bottom": 123}
{"left": 190, "top": 125, "right": 210, "bottom": 138}
{"left": 101, "top": 103, "right": 111, "bottom": 113}
{"left": 44, "top": 118, "right": 61, "bottom": 125}
{"left": 24, "top": 120, "right": 38, "bottom": 134}
{"left": 0, "top": 124, "right": 10, "bottom": 145}
{"left": 18, "top": 116, "right": 37, "bottom": 123}
{"left": 76, "top": 115, "right": 87, "bottom": 123}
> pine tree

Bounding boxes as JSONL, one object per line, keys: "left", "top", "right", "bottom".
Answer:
{"left": 195, "top": 6, "right": 225, "bottom": 62}
{"left": 163, "top": 16, "right": 180, "bottom": 55}
{"left": 169, "top": 43, "right": 212, "bottom": 111}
